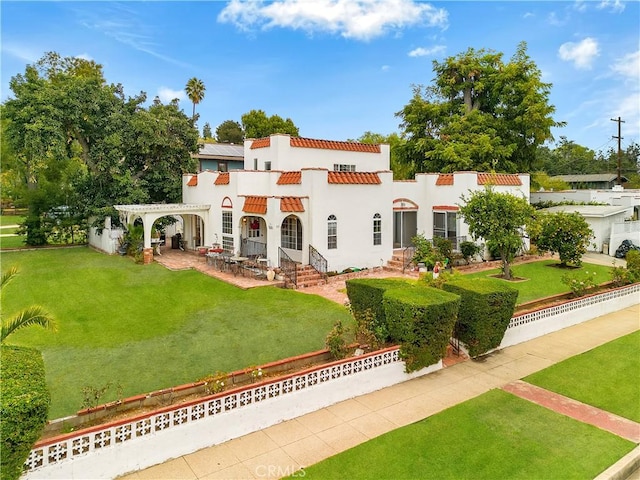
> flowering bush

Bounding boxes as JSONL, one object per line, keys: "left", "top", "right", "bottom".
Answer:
{"left": 561, "top": 270, "right": 597, "bottom": 297}
{"left": 249, "top": 366, "right": 263, "bottom": 383}
{"left": 201, "top": 371, "right": 227, "bottom": 394}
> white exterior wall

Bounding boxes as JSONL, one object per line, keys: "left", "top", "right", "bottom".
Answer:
{"left": 531, "top": 189, "right": 640, "bottom": 209}
{"left": 244, "top": 135, "right": 390, "bottom": 172}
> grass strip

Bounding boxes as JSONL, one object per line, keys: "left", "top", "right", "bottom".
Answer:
{"left": 301, "top": 389, "right": 634, "bottom": 480}
{"left": 525, "top": 330, "right": 640, "bottom": 422}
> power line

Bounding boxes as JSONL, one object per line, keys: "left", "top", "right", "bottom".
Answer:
{"left": 611, "top": 117, "right": 625, "bottom": 185}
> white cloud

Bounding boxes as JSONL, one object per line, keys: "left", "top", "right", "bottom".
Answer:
{"left": 381, "top": 65, "right": 390, "bottom": 71}
{"left": 1, "top": 44, "right": 40, "bottom": 63}
{"left": 522, "top": 11, "right": 535, "bottom": 18}
{"left": 610, "top": 50, "right": 640, "bottom": 79}
{"left": 75, "top": 53, "right": 93, "bottom": 61}
{"left": 408, "top": 45, "right": 445, "bottom": 57}
{"left": 597, "top": 0, "right": 625, "bottom": 13}
{"left": 157, "top": 87, "right": 186, "bottom": 103}
{"left": 218, "top": 0, "right": 448, "bottom": 41}
{"left": 558, "top": 37, "right": 599, "bottom": 69}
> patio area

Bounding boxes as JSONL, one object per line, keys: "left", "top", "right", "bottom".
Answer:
{"left": 153, "top": 246, "right": 286, "bottom": 290}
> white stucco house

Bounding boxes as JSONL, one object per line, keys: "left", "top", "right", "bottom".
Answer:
{"left": 112, "top": 134, "right": 530, "bottom": 279}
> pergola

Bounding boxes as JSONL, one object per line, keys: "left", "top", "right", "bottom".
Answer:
{"left": 114, "top": 203, "right": 210, "bottom": 263}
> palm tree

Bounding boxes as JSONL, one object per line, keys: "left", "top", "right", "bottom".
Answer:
{"left": 1, "top": 266, "right": 56, "bottom": 343}
{"left": 185, "top": 77, "right": 206, "bottom": 122}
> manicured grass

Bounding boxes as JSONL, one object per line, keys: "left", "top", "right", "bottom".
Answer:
{"left": 0, "top": 234, "right": 26, "bottom": 249}
{"left": 525, "top": 331, "right": 640, "bottom": 422}
{"left": 1, "top": 248, "right": 353, "bottom": 418}
{"left": 461, "top": 259, "right": 613, "bottom": 303}
{"left": 301, "top": 389, "right": 634, "bottom": 480}
{"left": 0, "top": 215, "right": 25, "bottom": 226}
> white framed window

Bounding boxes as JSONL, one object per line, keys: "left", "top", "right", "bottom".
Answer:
{"left": 327, "top": 215, "right": 337, "bottom": 249}
{"left": 222, "top": 236, "right": 234, "bottom": 253}
{"left": 333, "top": 164, "right": 356, "bottom": 172}
{"left": 222, "top": 211, "right": 233, "bottom": 234}
{"left": 281, "top": 215, "right": 302, "bottom": 250}
{"left": 433, "top": 211, "right": 458, "bottom": 240}
{"left": 373, "top": 213, "right": 381, "bottom": 245}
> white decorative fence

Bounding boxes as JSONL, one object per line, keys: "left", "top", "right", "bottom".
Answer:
{"left": 500, "top": 283, "right": 640, "bottom": 348}
{"left": 23, "top": 348, "right": 441, "bottom": 479}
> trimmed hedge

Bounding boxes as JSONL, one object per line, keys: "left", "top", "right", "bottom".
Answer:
{"left": 346, "top": 278, "right": 416, "bottom": 342}
{"left": 1, "top": 346, "right": 50, "bottom": 480}
{"left": 443, "top": 278, "right": 518, "bottom": 357}
{"left": 384, "top": 287, "right": 460, "bottom": 372}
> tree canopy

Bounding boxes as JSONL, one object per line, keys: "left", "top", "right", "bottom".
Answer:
{"left": 185, "top": 77, "right": 205, "bottom": 122}
{"left": 352, "top": 131, "right": 412, "bottom": 180}
{"left": 241, "top": 109, "right": 299, "bottom": 139}
{"left": 2, "top": 52, "right": 198, "bottom": 243}
{"left": 396, "top": 42, "right": 563, "bottom": 174}
{"left": 532, "top": 211, "right": 593, "bottom": 267}
{"left": 458, "top": 186, "right": 535, "bottom": 280}
{"left": 216, "top": 119, "right": 244, "bottom": 144}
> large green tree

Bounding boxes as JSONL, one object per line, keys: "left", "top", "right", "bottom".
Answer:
{"left": 185, "top": 77, "right": 206, "bottom": 122}
{"left": 216, "top": 119, "right": 244, "bottom": 144}
{"left": 241, "top": 109, "right": 299, "bottom": 138}
{"left": 397, "top": 42, "right": 563, "bottom": 174}
{"left": 2, "top": 52, "right": 199, "bottom": 242}
{"left": 458, "top": 186, "right": 535, "bottom": 280}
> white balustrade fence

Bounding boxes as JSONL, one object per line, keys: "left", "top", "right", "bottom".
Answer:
{"left": 23, "top": 348, "right": 441, "bottom": 479}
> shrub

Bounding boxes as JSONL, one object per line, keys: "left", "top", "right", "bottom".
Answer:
{"left": 460, "top": 241, "right": 482, "bottom": 264}
{"left": 383, "top": 287, "right": 460, "bottom": 372}
{"left": 561, "top": 270, "right": 597, "bottom": 297}
{"left": 411, "top": 234, "right": 436, "bottom": 269}
{"left": 626, "top": 250, "right": 640, "bottom": 283}
{"left": 201, "top": 371, "right": 227, "bottom": 394}
{"left": 533, "top": 211, "right": 593, "bottom": 267}
{"left": 1, "top": 346, "right": 50, "bottom": 480}
{"left": 432, "top": 237, "right": 453, "bottom": 263}
{"left": 346, "top": 278, "right": 415, "bottom": 343}
{"left": 326, "top": 320, "right": 348, "bottom": 360}
{"left": 443, "top": 278, "right": 518, "bottom": 357}
{"left": 352, "top": 308, "right": 384, "bottom": 350}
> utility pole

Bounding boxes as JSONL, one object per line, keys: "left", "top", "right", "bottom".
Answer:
{"left": 611, "top": 116, "right": 625, "bottom": 185}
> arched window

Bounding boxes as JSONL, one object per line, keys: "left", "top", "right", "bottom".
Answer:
{"left": 281, "top": 215, "right": 302, "bottom": 250}
{"left": 373, "top": 213, "right": 382, "bottom": 245}
{"left": 327, "top": 215, "right": 337, "bottom": 249}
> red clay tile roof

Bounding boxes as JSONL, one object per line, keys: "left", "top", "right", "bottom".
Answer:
{"left": 432, "top": 205, "right": 459, "bottom": 211}
{"left": 280, "top": 197, "right": 305, "bottom": 212}
{"left": 291, "top": 137, "right": 381, "bottom": 153}
{"left": 277, "top": 172, "right": 302, "bottom": 185}
{"left": 242, "top": 196, "right": 267, "bottom": 214}
{"left": 435, "top": 174, "right": 454, "bottom": 186}
{"left": 478, "top": 173, "right": 522, "bottom": 186}
{"left": 250, "top": 138, "right": 271, "bottom": 149}
{"left": 186, "top": 175, "right": 198, "bottom": 186}
{"left": 327, "top": 172, "right": 381, "bottom": 184}
{"left": 214, "top": 172, "right": 230, "bottom": 185}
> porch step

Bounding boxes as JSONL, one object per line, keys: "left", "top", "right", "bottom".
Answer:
{"left": 384, "top": 254, "right": 413, "bottom": 273}
{"left": 294, "top": 264, "right": 327, "bottom": 289}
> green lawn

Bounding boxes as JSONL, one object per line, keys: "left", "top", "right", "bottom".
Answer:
{"left": 0, "top": 215, "right": 25, "bottom": 249}
{"left": 301, "top": 389, "right": 634, "bottom": 480}
{"left": 1, "top": 248, "right": 353, "bottom": 418}
{"left": 525, "top": 331, "right": 640, "bottom": 422}
{"left": 461, "top": 259, "right": 613, "bottom": 303}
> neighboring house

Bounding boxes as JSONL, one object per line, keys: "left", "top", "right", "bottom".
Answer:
{"left": 531, "top": 187, "right": 640, "bottom": 219}
{"left": 169, "top": 134, "right": 530, "bottom": 273}
{"left": 551, "top": 174, "right": 628, "bottom": 190}
{"left": 192, "top": 143, "right": 244, "bottom": 172}
{"left": 538, "top": 205, "right": 635, "bottom": 255}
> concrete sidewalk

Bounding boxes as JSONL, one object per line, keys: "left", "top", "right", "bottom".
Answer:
{"left": 122, "top": 304, "right": 639, "bottom": 480}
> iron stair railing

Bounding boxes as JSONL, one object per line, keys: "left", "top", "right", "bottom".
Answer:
{"left": 308, "top": 244, "right": 328, "bottom": 281}
{"left": 402, "top": 245, "right": 415, "bottom": 273}
{"left": 278, "top": 247, "right": 297, "bottom": 287}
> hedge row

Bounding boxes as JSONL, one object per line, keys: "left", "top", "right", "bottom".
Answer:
{"left": 384, "top": 287, "right": 460, "bottom": 372}
{"left": 443, "top": 278, "right": 519, "bottom": 357}
{"left": 347, "top": 278, "right": 459, "bottom": 372}
{"left": 346, "top": 276, "right": 518, "bottom": 368}
{"left": 1, "top": 345, "right": 50, "bottom": 480}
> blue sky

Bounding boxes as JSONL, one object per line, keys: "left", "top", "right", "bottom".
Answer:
{"left": 2, "top": 0, "right": 639, "bottom": 154}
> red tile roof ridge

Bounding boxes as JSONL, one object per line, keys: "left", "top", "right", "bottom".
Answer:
{"left": 291, "top": 137, "right": 381, "bottom": 153}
